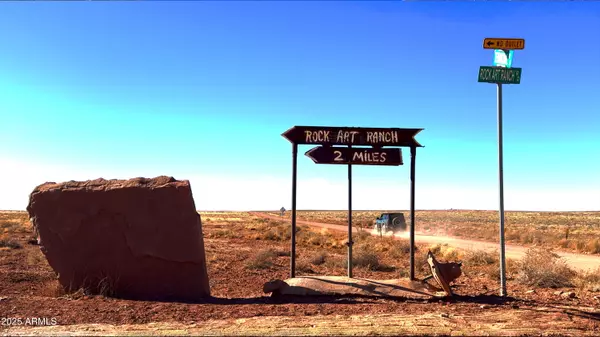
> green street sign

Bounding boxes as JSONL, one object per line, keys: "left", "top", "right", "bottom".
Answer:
{"left": 478, "top": 66, "right": 522, "bottom": 85}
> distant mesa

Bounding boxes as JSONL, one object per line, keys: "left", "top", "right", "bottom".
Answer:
{"left": 26, "top": 176, "right": 210, "bottom": 302}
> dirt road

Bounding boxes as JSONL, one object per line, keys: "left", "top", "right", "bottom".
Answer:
{"left": 251, "top": 212, "right": 600, "bottom": 271}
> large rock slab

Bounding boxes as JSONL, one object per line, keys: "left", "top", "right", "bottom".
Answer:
{"left": 26, "top": 176, "right": 210, "bottom": 302}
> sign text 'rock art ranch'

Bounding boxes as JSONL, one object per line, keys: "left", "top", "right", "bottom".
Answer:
{"left": 478, "top": 66, "right": 522, "bottom": 85}
{"left": 282, "top": 126, "right": 423, "bottom": 147}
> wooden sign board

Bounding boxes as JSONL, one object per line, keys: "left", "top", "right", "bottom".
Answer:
{"left": 282, "top": 126, "right": 423, "bottom": 147}
{"left": 305, "top": 146, "right": 403, "bottom": 166}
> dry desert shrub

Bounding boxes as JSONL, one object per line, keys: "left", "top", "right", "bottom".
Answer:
{"left": 481, "top": 258, "right": 518, "bottom": 281}
{"left": 516, "top": 248, "right": 576, "bottom": 288}
{"left": 462, "top": 248, "right": 509, "bottom": 279}
{"left": 26, "top": 249, "right": 46, "bottom": 266}
{"left": 39, "top": 280, "right": 67, "bottom": 298}
{"left": 464, "top": 249, "right": 498, "bottom": 266}
{"left": 585, "top": 238, "right": 600, "bottom": 254}
{"left": 354, "top": 230, "right": 372, "bottom": 242}
{"left": 0, "top": 237, "right": 22, "bottom": 249}
{"left": 295, "top": 251, "right": 328, "bottom": 274}
{"left": 428, "top": 243, "right": 462, "bottom": 261}
{"left": 296, "top": 258, "right": 314, "bottom": 273}
{"left": 344, "top": 244, "right": 393, "bottom": 272}
{"left": 368, "top": 236, "right": 412, "bottom": 260}
{"left": 246, "top": 248, "right": 286, "bottom": 270}
{"left": 352, "top": 248, "right": 380, "bottom": 270}
{"left": 323, "top": 256, "right": 344, "bottom": 269}
{"left": 251, "top": 221, "right": 294, "bottom": 241}
{"left": 575, "top": 267, "right": 600, "bottom": 291}
{"left": 97, "top": 274, "right": 119, "bottom": 297}
{"left": 210, "top": 229, "right": 242, "bottom": 239}
{"left": 309, "top": 251, "right": 328, "bottom": 266}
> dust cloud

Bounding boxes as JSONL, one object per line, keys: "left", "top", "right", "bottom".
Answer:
{"left": 369, "top": 228, "right": 410, "bottom": 239}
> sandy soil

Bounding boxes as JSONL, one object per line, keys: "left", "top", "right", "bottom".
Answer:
{"left": 250, "top": 212, "right": 600, "bottom": 271}
{"left": 5, "top": 308, "right": 600, "bottom": 336}
{"left": 2, "top": 211, "right": 600, "bottom": 336}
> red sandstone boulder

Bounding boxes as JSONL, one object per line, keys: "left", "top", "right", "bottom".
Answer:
{"left": 26, "top": 176, "right": 210, "bottom": 302}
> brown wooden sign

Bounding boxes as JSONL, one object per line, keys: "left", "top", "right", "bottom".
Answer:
{"left": 305, "top": 146, "right": 403, "bottom": 166}
{"left": 282, "top": 126, "right": 423, "bottom": 147}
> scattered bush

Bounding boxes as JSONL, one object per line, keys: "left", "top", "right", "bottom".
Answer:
{"left": 210, "top": 229, "right": 241, "bottom": 239}
{"left": 516, "top": 248, "right": 576, "bottom": 288}
{"left": 345, "top": 245, "right": 393, "bottom": 271}
{"left": 353, "top": 248, "right": 380, "bottom": 270}
{"left": 464, "top": 250, "right": 498, "bottom": 266}
{"left": 354, "top": 231, "right": 371, "bottom": 242}
{"left": 585, "top": 239, "right": 600, "bottom": 254}
{"left": 296, "top": 259, "right": 314, "bottom": 273}
{"left": 39, "top": 280, "right": 67, "bottom": 298}
{"left": 246, "top": 248, "right": 280, "bottom": 270}
{"left": 309, "top": 251, "right": 328, "bottom": 266}
{"left": 481, "top": 258, "right": 518, "bottom": 281}
{"left": 428, "top": 243, "right": 462, "bottom": 261}
{"left": 0, "top": 238, "right": 22, "bottom": 249}
{"left": 323, "top": 256, "right": 344, "bottom": 269}
{"left": 575, "top": 267, "right": 600, "bottom": 291}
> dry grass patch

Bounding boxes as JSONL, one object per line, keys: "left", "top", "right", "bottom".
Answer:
{"left": 463, "top": 249, "right": 518, "bottom": 280}
{"left": 342, "top": 244, "right": 394, "bottom": 272}
{"left": 246, "top": 248, "right": 287, "bottom": 270}
{"left": 0, "top": 211, "right": 31, "bottom": 234}
{"left": 296, "top": 258, "right": 314, "bottom": 273}
{"left": 427, "top": 243, "right": 462, "bottom": 261}
{"left": 209, "top": 228, "right": 243, "bottom": 239}
{"left": 464, "top": 249, "right": 497, "bottom": 266}
{"left": 0, "top": 237, "right": 22, "bottom": 249}
{"left": 585, "top": 238, "right": 600, "bottom": 254}
{"left": 574, "top": 267, "right": 600, "bottom": 292}
{"left": 39, "top": 280, "right": 67, "bottom": 298}
{"left": 515, "top": 248, "right": 576, "bottom": 288}
{"left": 308, "top": 251, "right": 328, "bottom": 266}
{"left": 26, "top": 249, "right": 46, "bottom": 266}
{"left": 296, "top": 250, "right": 328, "bottom": 274}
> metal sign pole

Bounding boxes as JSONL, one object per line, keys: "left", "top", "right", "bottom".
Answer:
{"left": 498, "top": 83, "right": 507, "bottom": 296}
{"left": 409, "top": 146, "right": 416, "bottom": 281}
{"left": 480, "top": 38, "right": 524, "bottom": 296}
{"left": 348, "top": 145, "right": 353, "bottom": 278}
{"left": 291, "top": 143, "right": 298, "bottom": 278}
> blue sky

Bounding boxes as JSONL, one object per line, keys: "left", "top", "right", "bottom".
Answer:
{"left": 1, "top": 1, "right": 599, "bottom": 211}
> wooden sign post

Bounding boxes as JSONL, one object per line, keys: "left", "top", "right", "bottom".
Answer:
{"left": 282, "top": 126, "right": 423, "bottom": 280}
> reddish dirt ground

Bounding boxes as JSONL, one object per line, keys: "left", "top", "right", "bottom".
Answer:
{"left": 2, "top": 211, "right": 600, "bottom": 335}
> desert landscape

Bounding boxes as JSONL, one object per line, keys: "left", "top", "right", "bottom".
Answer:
{"left": 2, "top": 0, "right": 599, "bottom": 335}
{"left": 2, "top": 208, "right": 600, "bottom": 336}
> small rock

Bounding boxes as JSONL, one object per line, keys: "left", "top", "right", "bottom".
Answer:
{"left": 440, "top": 313, "right": 450, "bottom": 318}
{"left": 0, "top": 296, "right": 8, "bottom": 301}
{"left": 480, "top": 304, "right": 490, "bottom": 309}
{"left": 554, "top": 291, "right": 563, "bottom": 296}
{"left": 561, "top": 291, "right": 576, "bottom": 299}
{"left": 512, "top": 305, "right": 520, "bottom": 309}
{"left": 525, "top": 289, "right": 535, "bottom": 294}
{"left": 593, "top": 295, "right": 600, "bottom": 301}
